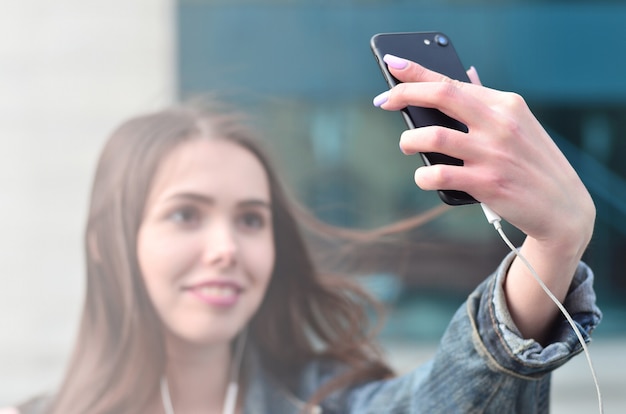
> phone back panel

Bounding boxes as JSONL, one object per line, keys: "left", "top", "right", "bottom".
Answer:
{"left": 371, "top": 32, "right": 477, "bottom": 205}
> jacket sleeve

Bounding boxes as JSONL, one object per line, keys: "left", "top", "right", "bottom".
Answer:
{"left": 339, "top": 253, "right": 602, "bottom": 414}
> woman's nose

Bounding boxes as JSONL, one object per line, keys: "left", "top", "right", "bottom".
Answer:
{"left": 201, "top": 222, "right": 238, "bottom": 268}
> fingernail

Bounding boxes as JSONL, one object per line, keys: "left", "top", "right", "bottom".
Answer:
{"left": 399, "top": 140, "right": 406, "bottom": 154}
{"left": 467, "top": 65, "right": 482, "bottom": 85}
{"left": 383, "top": 54, "right": 408, "bottom": 70}
{"left": 372, "top": 91, "right": 390, "bottom": 107}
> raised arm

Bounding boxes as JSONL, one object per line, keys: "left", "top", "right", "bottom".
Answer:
{"left": 374, "top": 55, "right": 595, "bottom": 343}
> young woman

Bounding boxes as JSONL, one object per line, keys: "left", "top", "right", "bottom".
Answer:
{"left": 5, "top": 57, "right": 601, "bottom": 414}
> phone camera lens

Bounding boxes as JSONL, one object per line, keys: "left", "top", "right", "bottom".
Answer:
{"left": 434, "top": 34, "right": 449, "bottom": 47}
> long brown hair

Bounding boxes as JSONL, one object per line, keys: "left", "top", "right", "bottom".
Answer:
{"left": 47, "top": 102, "right": 437, "bottom": 413}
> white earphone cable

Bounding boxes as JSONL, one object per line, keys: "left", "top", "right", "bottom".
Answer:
{"left": 480, "top": 203, "right": 603, "bottom": 414}
{"left": 223, "top": 328, "right": 248, "bottom": 414}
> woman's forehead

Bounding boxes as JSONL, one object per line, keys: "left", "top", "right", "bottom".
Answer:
{"left": 146, "top": 138, "right": 271, "bottom": 205}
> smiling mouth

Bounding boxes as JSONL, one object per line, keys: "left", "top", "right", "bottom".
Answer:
{"left": 197, "top": 285, "right": 238, "bottom": 297}
{"left": 186, "top": 284, "right": 242, "bottom": 307}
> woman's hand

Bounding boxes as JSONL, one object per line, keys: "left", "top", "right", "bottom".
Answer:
{"left": 374, "top": 54, "right": 595, "bottom": 342}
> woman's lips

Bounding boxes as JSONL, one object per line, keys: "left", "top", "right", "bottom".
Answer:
{"left": 184, "top": 282, "right": 242, "bottom": 307}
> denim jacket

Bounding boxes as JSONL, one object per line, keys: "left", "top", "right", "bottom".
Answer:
{"left": 14, "top": 254, "right": 601, "bottom": 414}
{"left": 243, "top": 253, "right": 601, "bottom": 414}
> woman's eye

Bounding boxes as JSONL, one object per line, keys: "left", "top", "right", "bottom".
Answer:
{"left": 168, "top": 206, "right": 201, "bottom": 226}
{"left": 238, "top": 212, "right": 266, "bottom": 230}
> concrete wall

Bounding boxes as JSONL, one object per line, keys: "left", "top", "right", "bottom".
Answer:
{"left": 0, "top": 0, "right": 175, "bottom": 404}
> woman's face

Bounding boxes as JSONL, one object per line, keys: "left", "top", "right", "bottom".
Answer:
{"left": 137, "top": 138, "right": 275, "bottom": 347}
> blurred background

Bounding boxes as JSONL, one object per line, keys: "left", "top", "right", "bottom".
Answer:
{"left": 1, "top": 0, "right": 624, "bottom": 412}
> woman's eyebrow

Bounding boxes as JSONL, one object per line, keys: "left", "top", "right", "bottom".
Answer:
{"left": 163, "top": 192, "right": 271, "bottom": 209}
{"left": 163, "top": 192, "right": 215, "bottom": 205}
{"left": 237, "top": 199, "right": 272, "bottom": 210}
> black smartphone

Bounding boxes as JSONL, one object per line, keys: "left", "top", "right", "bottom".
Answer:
{"left": 370, "top": 31, "right": 477, "bottom": 205}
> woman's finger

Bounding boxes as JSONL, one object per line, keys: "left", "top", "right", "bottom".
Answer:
{"left": 382, "top": 54, "right": 449, "bottom": 82}
{"left": 412, "top": 163, "right": 491, "bottom": 199}
{"left": 374, "top": 81, "right": 489, "bottom": 128}
{"left": 399, "top": 126, "right": 481, "bottom": 161}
